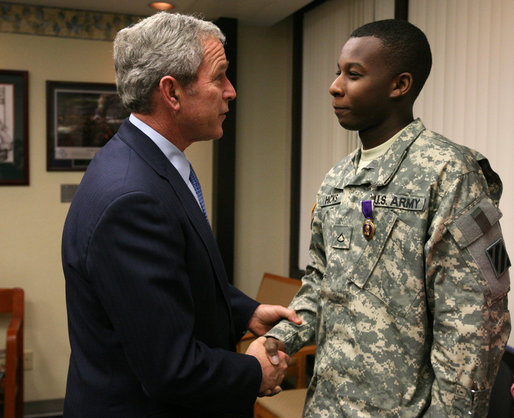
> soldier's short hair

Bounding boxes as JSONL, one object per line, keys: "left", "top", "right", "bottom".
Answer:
{"left": 351, "top": 19, "right": 432, "bottom": 99}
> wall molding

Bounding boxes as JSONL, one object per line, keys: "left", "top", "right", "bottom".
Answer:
{"left": 0, "top": 2, "right": 144, "bottom": 41}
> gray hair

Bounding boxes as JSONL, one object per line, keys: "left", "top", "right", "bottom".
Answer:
{"left": 113, "top": 12, "right": 225, "bottom": 114}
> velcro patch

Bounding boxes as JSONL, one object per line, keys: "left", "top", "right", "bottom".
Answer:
{"left": 448, "top": 199, "right": 510, "bottom": 299}
{"left": 448, "top": 199, "right": 502, "bottom": 249}
{"left": 486, "top": 238, "right": 511, "bottom": 278}
{"left": 471, "top": 205, "right": 492, "bottom": 233}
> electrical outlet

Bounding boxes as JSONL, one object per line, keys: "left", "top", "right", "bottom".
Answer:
{"left": 23, "top": 350, "right": 33, "bottom": 370}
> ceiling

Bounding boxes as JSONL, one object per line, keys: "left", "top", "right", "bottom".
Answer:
{"left": 5, "top": 0, "right": 314, "bottom": 25}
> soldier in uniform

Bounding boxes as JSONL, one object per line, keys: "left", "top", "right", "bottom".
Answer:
{"left": 265, "top": 19, "right": 511, "bottom": 417}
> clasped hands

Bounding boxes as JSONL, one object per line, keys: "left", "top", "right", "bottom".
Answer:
{"left": 245, "top": 304, "right": 301, "bottom": 397}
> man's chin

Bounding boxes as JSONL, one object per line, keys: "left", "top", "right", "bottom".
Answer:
{"left": 198, "top": 131, "right": 224, "bottom": 142}
{"left": 338, "top": 120, "right": 359, "bottom": 131}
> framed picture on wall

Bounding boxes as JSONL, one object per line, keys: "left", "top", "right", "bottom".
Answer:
{"left": 0, "top": 70, "right": 29, "bottom": 185}
{"left": 46, "top": 80, "right": 129, "bottom": 171}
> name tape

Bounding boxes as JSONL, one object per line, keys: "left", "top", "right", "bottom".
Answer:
{"left": 374, "top": 194, "right": 425, "bottom": 211}
{"left": 318, "top": 193, "right": 426, "bottom": 211}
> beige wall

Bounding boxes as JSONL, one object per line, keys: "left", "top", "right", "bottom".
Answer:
{"left": 234, "top": 20, "right": 292, "bottom": 298}
{"left": 0, "top": 31, "right": 215, "bottom": 401}
{"left": 0, "top": 18, "right": 292, "bottom": 402}
{"left": 0, "top": 32, "right": 116, "bottom": 401}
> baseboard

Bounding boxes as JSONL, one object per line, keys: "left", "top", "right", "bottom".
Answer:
{"left": 24, "top": 398, "right": 64, "bottom": 418}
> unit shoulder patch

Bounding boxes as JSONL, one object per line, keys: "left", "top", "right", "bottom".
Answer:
{"left": 486, "top": 238, "right": 511, "bottom": 279}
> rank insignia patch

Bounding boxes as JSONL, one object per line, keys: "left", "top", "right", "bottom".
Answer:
{"left": 331, "top": 225, "right": 352, "bottom": 250}
{"left": 486, "top": 238, "right": 511, "bottom": 278}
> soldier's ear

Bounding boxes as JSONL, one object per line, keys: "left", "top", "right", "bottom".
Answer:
{"left": 390, "top": 72, "right": 413, "bottom": 98}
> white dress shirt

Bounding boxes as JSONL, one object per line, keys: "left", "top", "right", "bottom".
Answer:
{"left": 129, "top": 114, "right": 202, "bottom": 209}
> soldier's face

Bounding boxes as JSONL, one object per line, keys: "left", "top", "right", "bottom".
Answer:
{"left": 329, "top": 36, "right": 395, "bottom": 133}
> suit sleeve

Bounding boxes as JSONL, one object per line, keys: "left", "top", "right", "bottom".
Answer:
{"left": 424, "top": 169, "right": 511, "bottom": 417}
{"left": 228, "top": 284, "right": 259, "bottom": 340}
{"left": 86, "top": 191, "right": 261, "bottom": 413}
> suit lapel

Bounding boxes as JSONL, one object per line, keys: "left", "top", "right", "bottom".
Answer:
{"left": 115, "top": 120, "right": 234, "bottom": 318}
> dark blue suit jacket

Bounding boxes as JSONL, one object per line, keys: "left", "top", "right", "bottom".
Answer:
{"left": 62, "top": 119, "right": 261, "bottom": 417}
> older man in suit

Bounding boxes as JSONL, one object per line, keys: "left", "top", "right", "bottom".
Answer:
{"left": 61, "top": 12, "right": 299, "bottom": 417}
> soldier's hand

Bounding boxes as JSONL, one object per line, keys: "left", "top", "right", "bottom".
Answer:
{"left": 246, "top": 336, "right": 288, "bottom": 396}
{"left": 264, "top": 336, "right": 286, "bottom": 366}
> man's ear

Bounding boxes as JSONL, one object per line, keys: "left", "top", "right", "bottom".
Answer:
{"left": 159, "top": 76, "right": 181, "bottom": 110}
{"left": 390, "top": 72, "right": 413, "bottom": 98}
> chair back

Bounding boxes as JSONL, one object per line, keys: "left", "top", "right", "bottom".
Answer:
{"left": 0, "top": 287, "right": 24, "bottom": 418}
{"left": 0, "top": 288, "right": 23, "bottom": 315}
{"left": 256, "top": 273, "right": 302, "bottom": 307}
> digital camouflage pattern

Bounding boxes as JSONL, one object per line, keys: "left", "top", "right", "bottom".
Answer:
{"left": 267, "top": 119, "right": 511, "bottom": 417}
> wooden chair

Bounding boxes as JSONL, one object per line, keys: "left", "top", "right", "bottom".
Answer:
{"left": 0, "top": 288, "right": 24, "bottom": 418}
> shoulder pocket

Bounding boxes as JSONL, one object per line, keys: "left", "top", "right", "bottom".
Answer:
{"left": 447, "top": 198, "right": 511, "bottom": 300}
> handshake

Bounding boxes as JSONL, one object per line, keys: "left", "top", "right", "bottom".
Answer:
{"left": 246, "top": 336, "right": 288, "bottom": 397}
{"left": 243, "top": 302, "right": 301, "bottom": 397}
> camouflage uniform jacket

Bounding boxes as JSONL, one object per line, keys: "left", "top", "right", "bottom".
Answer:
{"left": 267, "top": 119, "right": 511, "bottom": 417}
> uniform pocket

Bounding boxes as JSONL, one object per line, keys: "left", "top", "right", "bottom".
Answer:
{"left": 346, "top": 210, "right": 398, "bottom": 288}
{"left": 349, "top": 210, "right": 426, "bottom": 318}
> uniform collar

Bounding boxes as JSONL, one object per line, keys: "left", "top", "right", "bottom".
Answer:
{"left": 331, "top": 119, "right": 425, "bottom": 190}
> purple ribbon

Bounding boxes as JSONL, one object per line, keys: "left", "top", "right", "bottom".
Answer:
{"left": 361, "top": 200, "right": 373, "bottom": 219}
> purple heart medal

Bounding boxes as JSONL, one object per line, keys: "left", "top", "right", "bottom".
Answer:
{"left": 361, "top": 199, "right": 375, "bottom": 241}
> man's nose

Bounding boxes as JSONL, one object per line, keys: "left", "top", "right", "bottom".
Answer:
{"left": 225, "top": 79, "right": 236, "bottom": 101}
{"left": 329, "top": 77, "right": 343, "bottom": 96}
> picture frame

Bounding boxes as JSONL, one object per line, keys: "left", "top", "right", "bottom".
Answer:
{"left": 0, "top": 70, "right": 29, "bottom": 185}
{"left": 46, "top": 80, "right": 129, "bottom": 171}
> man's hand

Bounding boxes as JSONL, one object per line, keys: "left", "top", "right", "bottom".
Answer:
{"left": 246, "top": 336, "right": 288, "bottom": 396}
{"left": 264, "top": 336, "right": 286, "bottom": 366}
{"left": 247, "top": 304, "right": 302, "bottom": 337}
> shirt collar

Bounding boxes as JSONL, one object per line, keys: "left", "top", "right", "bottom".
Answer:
{"left": 331, "top": 119, "right": 426, "bottom": 190}
{"left": 129, "top": 113, "right": 191, "bottom": 182}
{"left": 360, "top": 129, "right": 403, "bottom": 164}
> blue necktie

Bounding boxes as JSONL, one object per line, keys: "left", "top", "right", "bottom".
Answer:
{"left": 189, "top": 163, "right": 208, "bottom": 221}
